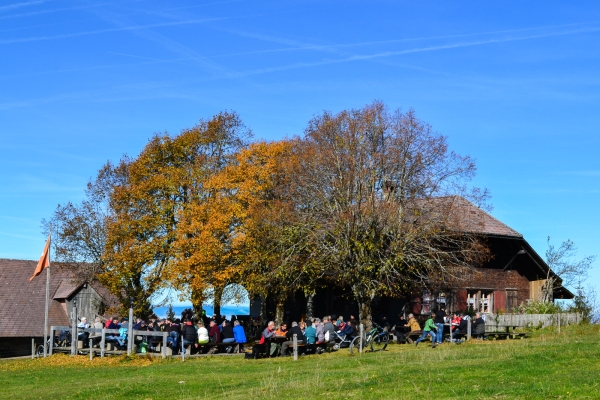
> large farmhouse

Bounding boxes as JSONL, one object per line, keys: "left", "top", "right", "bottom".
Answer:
{"left": 272, "top": 196, "right": 573, "bottom": 322}
{"left": 0, "top": 259, "right": 118, "bottom": 358}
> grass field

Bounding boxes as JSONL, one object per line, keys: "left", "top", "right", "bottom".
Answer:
{"left": 1, "top": 325, "right": 599, "bottom": 399}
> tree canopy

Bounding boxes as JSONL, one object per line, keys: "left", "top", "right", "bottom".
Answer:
{"left": 46, "top": 102, "right": 490, "bottom": 323}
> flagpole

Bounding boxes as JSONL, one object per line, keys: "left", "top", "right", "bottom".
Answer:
{"left": 43, "top": 266, "right": 50, "bottom": 357}
{"left": 43, "top": 234, "right": 51, "bottom": 358}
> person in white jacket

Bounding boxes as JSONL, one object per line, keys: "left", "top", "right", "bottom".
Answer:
{"left": 197, "top": 321, "right": 209, "bottom": 344}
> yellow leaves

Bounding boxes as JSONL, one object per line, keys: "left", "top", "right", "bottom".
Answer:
{"left": 0, "top": 353, "right": 156, "bottom": 372}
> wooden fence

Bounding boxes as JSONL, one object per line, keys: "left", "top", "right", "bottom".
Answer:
{"left": 484, "top": 313, "right": 581, "bottom": 330}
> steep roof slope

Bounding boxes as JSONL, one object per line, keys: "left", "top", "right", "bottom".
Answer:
{"left": 0, "top": 259, "right": 118, "bottom": 337}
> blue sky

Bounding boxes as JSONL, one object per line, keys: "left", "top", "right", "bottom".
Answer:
{"left": 1, "top": 0, "right": 598, "bottom": 302}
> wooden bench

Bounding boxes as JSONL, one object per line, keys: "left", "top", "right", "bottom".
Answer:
{"left": 405, "top": 331, "right": 423, "bottom": 344}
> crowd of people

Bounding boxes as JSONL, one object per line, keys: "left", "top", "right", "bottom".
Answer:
{"left": 250, "top": 314, "right": 359, "bottom": 358}
{"left": 73, "top": 308, "right": 487, "bottom": 356}
{"left": 75, "top": 312, "right": 248, "bottom": 354}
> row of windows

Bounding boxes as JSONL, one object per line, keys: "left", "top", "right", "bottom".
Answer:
{"left": 421, "top": 289, "right": 519, "bottom": 313}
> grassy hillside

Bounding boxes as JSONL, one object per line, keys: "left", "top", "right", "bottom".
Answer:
{"left": 1, "top": 325, "right": 598, "bottom": 399}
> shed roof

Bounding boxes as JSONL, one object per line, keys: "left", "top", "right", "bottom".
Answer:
{"left": 0, "top": 259, "right": 117, "bottom": 337}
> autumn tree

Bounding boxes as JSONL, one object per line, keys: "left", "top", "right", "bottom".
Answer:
{"left": 291, "top": 101, "right": 489, "bottom": 328}
{"left": 174, "top": 140, "right": 323, "bottom": 324}
{"left": 102, "top": 112, "right": 250, "bottom": 317}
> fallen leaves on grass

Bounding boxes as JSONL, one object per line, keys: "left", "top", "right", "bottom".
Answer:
{"left": 0, "top": 353, "right": 157, "bottom": 372}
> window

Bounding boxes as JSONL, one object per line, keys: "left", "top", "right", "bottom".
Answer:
{"left": 506, "top": 289, "right": 518, "bottom": 311}
{"left": 467, "top": 290, "right": 493, "bottom": 313}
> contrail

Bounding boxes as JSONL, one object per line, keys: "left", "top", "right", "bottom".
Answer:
{"left": 0, "top": 0, "right": 47, "bottom": 13}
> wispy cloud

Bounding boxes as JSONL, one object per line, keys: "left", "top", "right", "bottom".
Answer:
{"left": 0, "top": 0, "right": 47, "bottom": 13}
{"left": 0, "top": 2, "right": 110, "bottom": 20}
{"left": 0, "top": 16, "right": 228, "bottom": 45}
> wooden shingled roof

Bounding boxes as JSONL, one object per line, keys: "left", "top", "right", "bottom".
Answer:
{"left": 0, "top": 259, "right": 117, "bottom": 338}
{"left": 413, "top": 196, "right": 522, "bottom": 238}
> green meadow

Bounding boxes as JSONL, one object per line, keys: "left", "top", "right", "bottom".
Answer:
{"left": 1, "top": 325, "right": 599, "bottom": 399}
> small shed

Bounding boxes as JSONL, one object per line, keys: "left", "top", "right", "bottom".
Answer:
{"left": 0, "top": 259, "right": 119, "bottom": 358}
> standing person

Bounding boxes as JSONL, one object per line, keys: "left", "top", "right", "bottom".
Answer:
{"left": 232, "top": 320, "right": 247, "bottom": 352}
{"left": 433, "top": 307, "right": 447, "bottom": 344}
{"left": 405, "top": 313, "right": 421, "bottom": 332}
{"left": 414, "top": 314, "right": 437, "bottom": 348}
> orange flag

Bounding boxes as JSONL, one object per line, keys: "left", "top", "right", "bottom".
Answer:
{"left": 29, "top": 234, "right": 51, "bottom": 281}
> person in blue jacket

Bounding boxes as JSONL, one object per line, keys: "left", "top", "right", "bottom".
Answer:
{"left": 233, "top": 320, "right": 247, "bottom": 352}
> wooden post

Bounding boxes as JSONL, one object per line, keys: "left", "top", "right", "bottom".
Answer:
{"left": 31, "top": 338, "right": 35, "bottom": 359}
{"left": 467, "top": 318, "right": 471, "bottom": 341}
{"left": 293, "top": 334, "right": 298, "bottom": 361}
{"left": 101, "top": 329, "right": 106, "bottom": 358}
{"left": 71, "top": 307, "right": 77, "bottom": 356}
{"left": 127, "top": 309, "right": 133, "bottom": 356}
{"left": 359, "top": 324, "right": 364, "bottom": 354}
{"left": 89, "top": 339, "right": 93, "bottom": 361}
{"left": 49, "top": 327, "right": 54, "bottom": 356}
{"left": 162, "top": 332, "right": 167, "bottom": 359}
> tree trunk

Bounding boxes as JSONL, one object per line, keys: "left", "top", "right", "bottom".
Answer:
{"left": 275, "top": 301, "right": 285, "bottom": 326}
{"left": 305, "top": 291, "right": 315, "bottom": 321}
{"left": 191, "top": 288, "right": 204, "bottom": 319}
{"left": 541, "top": 278, "right": 555, "bottom": 303}
{"left": 213, "top": 286, "right": 223, "bottom": 318}
{"left": 358, "top": 298, "right": 373, "bottom": 331}
{"left": 259, "top": 294, "right": 267, "bottom": 326}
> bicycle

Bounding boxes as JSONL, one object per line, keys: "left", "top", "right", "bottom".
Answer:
{"left": 364, "top": 323, "right": 389, "bottom": 352}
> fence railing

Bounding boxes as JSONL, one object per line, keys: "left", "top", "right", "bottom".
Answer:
{"left": 483, "top": 313, "right": 581, "bottom": 331}
{"left": 49, "top": 326, "right": 168, "bottom": 358}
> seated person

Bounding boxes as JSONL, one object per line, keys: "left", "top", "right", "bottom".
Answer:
{"left": 304, "top": 319, "right": 317, "bottom": 353}
{"left": 221, "top": 321, "right": 235, "bottom": 353}
{"left": 197, "top": 322, "right": 209, "bottom": 344}
{"left": 281, "top": 321, "right": 305, "bottom": 356}
{"left": 116, "top": 318, "right": 128, "bottom": 349}
{"left": 181, "top": 318, "right": 196, "bottom": 354}
{"left": 472, "top": 312, "right": 486, "bottom": 339}
{"left": 206, "top": 320, "right": 222, "bottom": 354}
{"left": 89, "top": 317, "right": 104, "bottom": 346}
{"left": 232, "top": 320, "right": 247, "bottom": 352}
{"left": 390, "top": 314, "right": 409, "bottom": 343}
{"left": 275, "top": 323, "right": 288, "bottom": 337}
{"left": 251, "top": 321, "right": 275, "bottom": 358}
{"left": 77, "top": 317, "right": 90, "bottom": 345}
{"left": 341, "top": 320, "right": 356, "bottom": 338}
